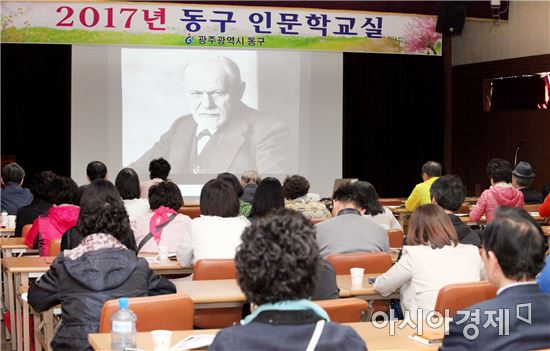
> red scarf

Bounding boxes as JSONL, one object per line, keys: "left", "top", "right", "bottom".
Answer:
{"left": 149, "top": 206, "right": 177, "bottom": 245}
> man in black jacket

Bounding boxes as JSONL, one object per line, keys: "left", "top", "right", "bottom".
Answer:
{"left": 511, "top": 161, "right": 543, "bottom": 204}
{"left": 430, "top": 175, "right": 481, "bottom": 246}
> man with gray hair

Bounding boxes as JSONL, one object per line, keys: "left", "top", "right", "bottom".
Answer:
{"left": 130, "top": 55, "right": 289, "bottom": 175}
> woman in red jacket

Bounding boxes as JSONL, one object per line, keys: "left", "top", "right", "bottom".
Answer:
{"left": 25, "top": 176, "right": 80, "bottom": 256}
{"left": 540, "top": 193, "right": 550, "bottom": 218}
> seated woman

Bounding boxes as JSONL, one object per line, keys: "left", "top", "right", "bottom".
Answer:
{"left": 355, "top": 181, "right": 402, "bottom": 231}
{"left": 177, "top": 179, "right": 250, "bottom": 266}
{"left": 217, "top": 172, "right": 252, "bottom": 217}
{"left": 470, "top": 158, "right": 524, "bottom": 223}
{"left": 209, "top": 208, "right": 365, "bottom": 350}
{"left": 115, "top": 167, "right": 150, "bottom": 223}
{"left": 248, "top": 177, "right": 285, "bottom": 220}
{"left": 283, "top": 175, "right": 331, "bottom": 220}
{"left": 28, "top": 191, "right": 176, "bottom": 351}
{"left": 374, "top": 204, "right": 484, "bottom": 319}
{"left": 132, "top": 181, "right": 191, "bottom": 254}
{"left": 15, "top": 170, "right": 56, "bottom": 237}
{"left": 61, "top": 180, "right": 138, "bottom": 252}
{"left": 25, "top": 176, "right": 80, "bottom": 256}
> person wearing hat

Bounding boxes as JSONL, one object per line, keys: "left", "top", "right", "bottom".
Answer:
{"left": 512, "top": 161, "right": 543, "bottom": 204}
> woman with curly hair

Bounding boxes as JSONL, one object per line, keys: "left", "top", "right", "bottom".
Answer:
{"left": 283, "top": 175, "right": 331, "bottom": 220}
{"left": 28, "top": 186, "right": 176, "bottom": 351}
{"left": 209, "top": 208, "right": 365, "bottom": 350}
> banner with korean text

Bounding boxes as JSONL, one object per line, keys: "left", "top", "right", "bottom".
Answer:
{"left": 1, "top": 1, "right": 442, "bottom": 55}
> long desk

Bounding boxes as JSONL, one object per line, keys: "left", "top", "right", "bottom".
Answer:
{"left": 88, "top": 322, "right": 441, "bottom": 351}
{"left": 2, "top": 255, "right": 192, "bottom": 351}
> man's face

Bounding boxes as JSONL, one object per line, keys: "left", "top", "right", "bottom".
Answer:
{"left": 183, "top": 61, "right": 242, "bottom": 131}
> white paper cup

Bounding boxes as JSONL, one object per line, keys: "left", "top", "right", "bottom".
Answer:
{"left": 151, "top": 330, "right": 173, "bottom": 351}
{"left": 350, "top": 267, "right": 365, "bottom": 286}
{"left": 7, "top": 215, "right": 16, "bottom": 228}
{"left": 1, "top": 212, "right": 7, "bottom": 226}
{"left": 158, "top": 245, "right": 169, "bottom": 262}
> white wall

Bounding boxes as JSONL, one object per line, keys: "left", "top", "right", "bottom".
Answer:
{"left": 452, "top": 1, "right": 550, "bottom": 65}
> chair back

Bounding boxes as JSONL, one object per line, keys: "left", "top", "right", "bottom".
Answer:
{"left": 99, "top": 294, "right": 193, "bottom": 332}
{"left": 21, "top": 224, "right": 32, "bottom": 238}
{"left": 378, "top": 198, "right": 404, "bottom": 206}
{"left": 456, "top": 203, "right": 470, "bottom": 214}
{"left": 192, "top": 259, "right": 240, "bottom": 328}
{"left": 310, "top": 217, "right": 326, "bottom": 225}
{"left": 48, "top": 238, "right": 61, "bottom": 257}
{"left": 524, "top": 203, "right": 541, "bottom": 213}
{"left": 179, "top": 206, "right": 201, "bottom": 219}
{"left": 314, "top": 298, "right": 369, "bottom": 323}
{"left": 327, "top": 252, "right": 393, "bottom": 275}
{"left": 434, "top": 281, "right": 497, "bottom": 317}
{"left": 387, "top": 229, "right": 404, "bottom": 248}
{"left": 192, "top": 259, "right": 237, "bottom": 280}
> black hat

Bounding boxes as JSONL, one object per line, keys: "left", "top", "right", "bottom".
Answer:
{"left": 512, "top": 161, "right": 535, "bottom": 179}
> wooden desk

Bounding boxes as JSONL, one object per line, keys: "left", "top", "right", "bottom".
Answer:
{"left": 337, "top": 274, "right": 399, "bottom": 300}
{"left": 88, "top": 322, "right": 441, "bottom": 351}
{"left": 0, "top": 227, "right": 16, "bottom": 236}
{"left": 1, "top": 237, "right": 38, "bottom": 257}
{"left": 459, "top": 212, "right": 544, "bottom": 225}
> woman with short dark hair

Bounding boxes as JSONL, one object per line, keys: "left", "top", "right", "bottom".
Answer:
{"left": 469, "top": 158, "right": 524, "bottom": 223}
{"left": 115, "top": 167, "right": 150, "bottom": 223}
{"left": 248, "top": 177, "right": 284, "bottom": 219}
{"left": 25, "top": 176, "right": 81, "bottom": 256}
{"left": 210, "top": 208, "right": 365, "bottom": 350}
{"left": 28, "top": 191, "right": 176, "bottom": 351}
{"left": 132, "top": 181, "right": 191, "bottom": 254}
{"left": 15, "top": 170, "right": 56, "bottom": 237}
{"left": 176, "top": 179, "right": 249, "bottom": 266}
{"left": 283, "top": 175, "right": 331, "bottom": 220}
{"left": 355, "top": 181, "right": 402, "bottom": 230}
{"left": 217, "top": 172, "right": 252, "bottom": 216}
{"left": 374, "top": 204, "right": 484, "bottom": 319}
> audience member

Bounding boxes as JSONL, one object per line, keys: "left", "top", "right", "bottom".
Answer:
{"left": 15, "top": 171, "right": 55, "bottom": 237}
{"left": 115, "top": 167, "right": 150, "bottom": 223}
{"left": 61, "top": 180, "right": 137, "bottom": 252}
{"left": 374, "top": 204, "right": 483, "bottom": 319}
{"left": 240, "top": 170, "right": 261, "bottom": 204}
{"left": 440, "top": 208, "right": 549, "bottom": 350}
{"left": 316, "top": 183, "right": 389, "bottom": 258}
{"left": 511, "top": 161, "right": 543, "bottom": 204}
{"left": 540, "top": 193, "right": 550, "bottom": 217}
{"left": 132, "top": 181, "right": 191, "bottom": 254}
{"left": 28, "top": 191, "right": 176, "bottom": 351}
{"left": 176, "top": 179, "right": 249, "bottom": 266}
{"left": 404, "top": 161, "right": 442, "bottom": 211}
{"left": 470, "top": 158, "right": 523, "bottom": 223}
{"left": 430, "top": 175, "right": 481, "bottom": 246}
{"left": 283, "top": 175, "right": 331, "bottom": 220}
{"left": 1, "top": 162, "right": 33, "bottom": 215}
{"left": 248, "top": 177, "right": 284, "bottom": 220}
{"left": 79, "top": 161, "right": 108, "bottom": 199}
{"left": 217, "top": 172, "right": 252, "bottom": 217}
{"left": 355, "top": 181, "right": 402, "bottom": 230}
{"left": 25, "top": 176, "right": 80, "bottom": 256}
{"left": 140, "top": 157, "right": 171, "bottom": 199}
{"left": 209, "top": 208, "right": 365, "bottom": 351}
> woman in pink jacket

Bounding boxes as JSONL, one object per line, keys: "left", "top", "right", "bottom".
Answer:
{"left": 470, "top": 158, "right": 524, "bottom": 223}
{"left": 25, "top": 176, "right": 80, "bottom": 256}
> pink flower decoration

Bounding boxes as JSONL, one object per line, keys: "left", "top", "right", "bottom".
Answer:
{"left": 404, "top": 17, "right": 441, "bottom": 54}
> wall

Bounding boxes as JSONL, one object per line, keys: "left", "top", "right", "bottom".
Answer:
{"left": 452, "top": 1, "right": 550, "bottom": 65}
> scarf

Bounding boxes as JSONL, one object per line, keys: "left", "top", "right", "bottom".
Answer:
{"left": 149, "top": 206, "right": 177, "bottom": 245}
{"left": 241, "top": 299, "right": 330, "bottom": 325}
{"left": 64, "top": 233, "right": 126, "bottom": 260}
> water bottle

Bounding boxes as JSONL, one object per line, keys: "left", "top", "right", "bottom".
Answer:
{"left": 110, "top": 297, "right": 137, "bottom": 351}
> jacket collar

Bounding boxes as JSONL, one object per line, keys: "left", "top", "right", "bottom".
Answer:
{"left": 241, "top": 299, "right": 330, "bottom": 325}
{"left": 497, "top": 281, "right": 539, "bottom": 296}
{"left": 337, "top": 208, "right": 361, "bottom": 216}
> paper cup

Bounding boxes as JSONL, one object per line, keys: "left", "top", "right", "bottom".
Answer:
{"left": 158, "top": 245, "right": 169, "bottom": 262}
{"left": 7, "top": 215, "right": 16, "bottom": 228}
{"left": 350, "top": 267, "right": 365, "bottom": 286}
{"left": 1, "top": 212, "right": 7, "bottom": 227}
{"left": 151, "top": 330, "right": 173, "bottom": 351}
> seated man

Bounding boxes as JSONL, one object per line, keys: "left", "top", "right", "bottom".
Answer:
{"left": 316, "top": 183, "right": 389, "bottom": 258}
{"left": 511, "top": 161, "right": 543, "bottom": 204}
{"left": 140, "top": 157, "right": 171, "bottom": 199}
{"left": 79, "top": 160, "right": 108, "bottom": 200}
{"left": 430, "top": 175, "right": 481, "bottom": 246}
{"left": 440, "top": 208, "right": 550, "bottom": 351}
{"left": 405, "top": 161, "right": 442, "bottom": 212}
{"left": 1, "top": 163, "right": 33, "bottom": 215}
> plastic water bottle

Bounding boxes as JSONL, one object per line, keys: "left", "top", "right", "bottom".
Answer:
{"left": 110, "top": 297, "right": 137, "bottom": 351}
